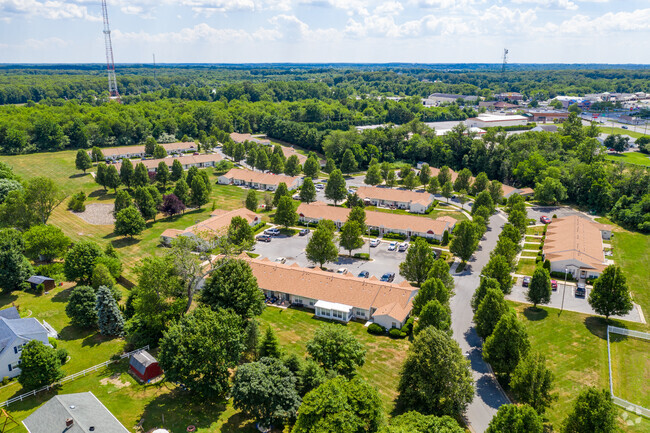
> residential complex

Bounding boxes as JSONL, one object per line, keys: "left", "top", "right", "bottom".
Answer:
{"left": 230, "top": 132, "right": 271, "bottom": 145}
{"left": 356, "top": 186, "right": 435, "bottom": 214}
{"left": 218, "top": 168, "right": 303, "bottom": 190}
{"left": 92, "top": 142, "right": 198, "bottom": 161}
{"left": 161, "top": 208, "right": 260, "bottom": 245}
{"left": 114, "top": 153, "right": 222, "bottom": 172}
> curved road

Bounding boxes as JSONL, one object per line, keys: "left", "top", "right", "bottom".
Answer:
{"left": 450, "top": 212, "right": 510, "bottom": 433}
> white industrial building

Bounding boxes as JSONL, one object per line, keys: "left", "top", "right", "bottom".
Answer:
{"left": 465, "top": 114, "right": 528, "bottom": 128}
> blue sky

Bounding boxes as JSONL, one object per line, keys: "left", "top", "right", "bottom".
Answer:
{"left": 1, "top": 0, "right": 649, "bottom": 64}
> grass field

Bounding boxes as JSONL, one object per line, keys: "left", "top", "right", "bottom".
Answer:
{"left": 513, "top": 303, "right": 650, "bottom": 433}
{"left": 599, "top": 127, "right": 649, "bottom": 139}
{"left": 365, "top": 205, "right": 469, "bottom": 222}
{"left": 609, "top": 333, "right": 650, "bottom": 409}
{"left": 612, "top": 230, "right": 650, "bottom": 321}
{"left": 605, "top": 151, "right": 650, "bottom": 167}
{"left": 257, "top": 306, "right": 410, "bottom": 410}
{"left": 516, "top": 258, "right": 537, "bottom": 276}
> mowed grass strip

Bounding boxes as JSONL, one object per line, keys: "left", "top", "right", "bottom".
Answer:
{"left": 513, "top": 303, "right": 650, "bottom": 433}
{"left": 516, "top": 258, "right": 537, "bottom": 276}
{"left": 609, "top": 334, "right": 650, "bottom": 409}
{"left": 365, "top": 205, "right": 469, "bottom": 222}
{"left": 612, "top": 230, "right": 650, "bottom": 318}
{"left": 257, "top": 307, "right": 409, "bottom": 411}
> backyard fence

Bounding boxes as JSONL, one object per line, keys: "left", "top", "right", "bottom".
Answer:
{"left": 607, "top": 326, "right": 650, "bottom": 418}
{"left": 0, "top": 345, "right": 149, "bottom": 408}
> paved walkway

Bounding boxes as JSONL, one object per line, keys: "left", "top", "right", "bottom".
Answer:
{"left": 450, "top": 212, "right": 510, "bottom": 433}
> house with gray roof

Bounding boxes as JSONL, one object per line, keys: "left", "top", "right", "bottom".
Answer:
{"left": 0, "top": 310, "right": 53, "bottom": 379}
{"left": 23, "top": 392, "right": 130, "bottom": 433}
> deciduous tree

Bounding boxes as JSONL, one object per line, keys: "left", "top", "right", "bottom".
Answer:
{"left": 415, "top": 299, "right": 451, "bottom": 335}
{"left": 75, "top": 149, "right": 92, "bottom": 173}
{"left": 412, "top": 277, "right": 449, "bottom": 316}
{"left": 527, "top": 267, "right": 552, "bottom": 307}
{"left": 190, "top": 175, "right": 209, "bottom": 208}
{"left": 307, "top": 324, "right": 366, "bottom": 377}
{"left": 474, "top": 288, "right": 508, "bottom": 339}
{"left": 285, "top": 154, "right": 302, "bottom": 176}
{"left": 483, "top": 313, "right": 530, "bottom": 377}
{"left": 449, "top": 221, "right": 479, "bottom": 263}
{"left": 104, "top": 165, "right": 121, "bottom": 193}
{"left": 173, "top": 178, "right": 189, "bottom": 205}
{"left": 365, "top": 160, "right": 383, "bottom": 186}
{"left": 441, "top": 181, "right": 453, "bottom": 203}
{"left": 303, "top": 156, "right": 320, "bottom": 179}
{"left": 325, "top": 169, "right": 347, "bottom": 205}
{"left": 561, "top": 388, "right": 617, "bottom": 433}
{"left": 400, "top": 238, "right": 435, "bottom": 285}
{"left": 510, "top": 352, "right": 556, "bottom": 414}
{"left": 299, "top": 176, "right": 316, "bottom": 203}
{"left": 339, "top": 220, "right": 364, "bottom": 256}
{"left": 588, "top": 265, "right": 633, "bottom": 319}
{"left": 24, "top": 177, "right": 64, "bottom": 224}
{"left": 340, "top": 149, "right": 358, "bottom": 173}
{"left": 23, "top": 224, "right": 70, "bottom": 262}
{"left": 274, "top": 196, "right": 297, "bottom": 228}
{"left": 18, "top": 341, "right": 64, "bottom": 390}
{"left": 306, "top": 220, "right": 338, "bottom": 267}
{"left": 403, "top": 171, "right": 419, "bottom": 190}
{"left": 485, "top": 404, "right": 543, "bottom": 433}
{"left": 64, "top": 241, "right": 104, "bottom": 284}
{"left": 245, "top": 189, "right": 258, "bottom": 211}
{"left": 119, "top": 158, "right": 134, "bottom": 188}
{"left": 156, "top": 161, "right": 169, "bottom": 187}
{"left": 65, "top": 285, "right": 98, "bottom": 328}
{"left": 114, "top": 206, "right": 146, "bottom": 238}
{"left": 273, "top": 182, "right": 291, "bottom": 207}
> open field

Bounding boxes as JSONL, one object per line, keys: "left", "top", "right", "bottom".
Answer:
{"left": 513, "top": 303, "right": 650, "bottom": 433}
{"left": 258, "top": 306, "right": 410, "bottom": 410}
{"left": 516, "top": 258, "right": 537, "bottom": 276}
{"left": 609, "top": 334, "right": 650, "bottom": 409}
{"left": 612, "top": 230, "right": 650, "bottom": 322}
{"left": 599, "top": 127, "right": 649, "bottom": 139}
{"left": 605, "top": 151, "right": 650, "bottom": 167}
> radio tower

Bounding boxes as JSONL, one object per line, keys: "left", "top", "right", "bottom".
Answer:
{"left": 501, "top": 48, "right": 509, "bottom": 75}
{"left": 101, "top": 0, "right": 120, "bottom": 102}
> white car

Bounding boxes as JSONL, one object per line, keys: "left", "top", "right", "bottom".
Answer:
{"left": 315, "top": 184, "right": 325, "bottom": 190}
{"left": 265, "top": 228, "right": 281, "bottom": 236}
{"left": 369, "top": 239, "right": 381, "bottom": 247}
{"left": 274, "top": 257, "right": 287, "bottom": 264}
{"left": 388, "top": 242, "right": 398, "bottom": 251}
{"left": 336, "top": 268, "right": 348, "bottom": 274}
{"left": 398, "top": 242, "right": 409, "bottom": 252}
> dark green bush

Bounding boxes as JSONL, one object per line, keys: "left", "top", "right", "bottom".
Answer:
{"left": 35, "top": 263, "right": 64, "bottom": 279}
{"left": 56, "top": 348, "right": 69, "bottom": 365}
{"left": 400, "top": 317, "right": 414, "bottom": 335}
{"left": 383, "top": 232, "right": 407, "bottom": 241}
{"left": 367, "top": 323, "right": 385, "bottom": 335}
{"left": 353, "top": 253, "right": 370, "bottom": 260}
{"left": 388, "top": 328, "right": 407, "bottom": 339}
{"left": 67, "top": 191, "right": 86, "bottom": 212}
{"left": 369, "top": 229, "right": 380, "bottom": 236}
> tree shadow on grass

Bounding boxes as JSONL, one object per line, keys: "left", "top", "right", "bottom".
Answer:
{"left": 584, "top": 316, "right": 628, "bottom": 340}
{"left": 58, "top": 324, "right": 94, "bottom": 342}
{"left": 88, "top": 189, "right": 115, "bottom": 200}
{"left": 82, "top": 331, "right": 120, "bottom": 348}
{"left": 0, "top": 293, "right": 19, "bottom": 308}
{"left": 104, "top": 236, "right": 141, "bottom": 249}
{"left": 51, "top": 287, "right": 73, "bottom": 303}
{"left": 523, "top": 306, "right": 548, "bottom": 321}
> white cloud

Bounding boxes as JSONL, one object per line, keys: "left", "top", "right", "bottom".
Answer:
{"left": 412, "top": 0, "right": 484, "bottom": 9}
{"left": 24, "top": 37, "right": 68, "bottom": 49}
{"left": 373, "top": 1, "right": 403, "bottom": 16}
{"left": 112, "top": 22, "right": 280, "bottom": 44}
{"left": 0, "top": 0, "right": 101, "bottom": 21}
{"left": 548, "top": 8, "right": 650, "bottom": 33}
{"left": 512, "top": 0, "right": 578, "bottom": 10}
{"left": 269, "top": 14, "right": 340, "bottom": 40}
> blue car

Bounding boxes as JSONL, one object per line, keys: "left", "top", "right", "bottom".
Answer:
{"left": 358, "top": 271, "right": 369, "bottom": 278}
{"left": 380, "top": 272, "right": 395, "bottom": 282}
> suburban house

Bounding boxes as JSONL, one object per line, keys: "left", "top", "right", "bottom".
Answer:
{"left": 160, "top": 208, "right": 260, "bottom": 245}
{"left": 500, "top": 184, "right": 535, "bottom": 199}
{"left": 245, "top": 257, "right": 418, "bottom": 329}
{"left": 355, "top": 186, "right": 435, "bottom": 214}
{"left": 543, "top": 215, "right": 613, "bottom": 280}
{"left": 26, "top": 276, "right": 55, "bottom": 291}
{"left": 114, "top": 153, "right": 223, "bottom": 173}
{"left": 129, "top": 350, "right": 162, "bottom": 382}
{"left": 0, "top": 307, "right": 57, "bottom": 379}
{"left": 465, "top": 114, "right": 528, "bottom": 128}
{"left": 297, "top": 202, "right": 456, "bottom": 241}
{"left": 22, "top": 392, "right": 130, "bottom": 433}
{"left": 230, "top": 132, "right": 271, "bottom": 145}
{"left": 218, "top": 168, "right": 303, "bottom": 191}
{"left": 280, "top": 146, "right": 308, "bottom": 165}
{"left": 93, "top": 142, "right": 198, "bottom": 161}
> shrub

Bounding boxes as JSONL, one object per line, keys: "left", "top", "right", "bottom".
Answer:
{"left": 552, "top": 214, "right": 557, "bottom": 218}
{"left": 67, "top": 191, "right": 86, "bottom": 212}
{"left": 2, "top": 377, "right": 8, "bottom": 385}
{"left": 35, "top": 263, "right": 64, "bottom": 279}
{"left": 367, "top": 323, "right": 385, "bottom": 335}
{"left": 383, "top": 232, "right": 407, "bottom": 240}
{"left": 369, "top": 229, "right": 380, "bottom": 236}
{"left": 550, "top": 271, "right": 576, "bottom": 281}
{"left": 353, "top": 253, "right": 370, "bottom": 260}
{"left": 389, "top": 328, "right": 407, "bottom": 339}
{"left": 56, "top": 348, "right": 69, "bottom": 365}
{"left": 48, "top": 337, "right": 58, "bottom": 348}
{"left": 35, "top": 283, "right": 45, "bottom": 294}
{"left": 400, "top": 317, "right": 415, "bottom": 335}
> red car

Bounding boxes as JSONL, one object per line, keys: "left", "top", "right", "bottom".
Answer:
{"left": 551, "top": 280, "right": 558, "bottom": 291}
{"left": 540, "top": 216, "right": 551, "bottom": 224}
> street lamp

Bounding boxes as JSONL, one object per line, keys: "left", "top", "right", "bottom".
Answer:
{"left": 560, "top": 267, "right": 568, "bottom": 315}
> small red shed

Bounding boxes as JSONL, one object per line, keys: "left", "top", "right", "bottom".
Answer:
{"left": 129, "top": 350, "right": 162, "bottom": 382}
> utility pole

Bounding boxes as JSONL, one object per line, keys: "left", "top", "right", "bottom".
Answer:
{"left": 153, "top": 53, "right": 156, "bottom": 81}
{"left": 101, "top": 0, "right": 120, "bottom": 103}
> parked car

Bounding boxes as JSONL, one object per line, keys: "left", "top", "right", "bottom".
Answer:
{"left": 622, "top": 126, "right": 629, "bottom": 129}
{"left": 347, "top": 189, "right": 355, "bottom": 194}
{"left": 256, "top": 234, "right": 271, "bottom": 242}
{"left": 576, "top": 282, "right": 586, "bottom": 297}
{"left": 369, "top": 239, "right": 380, "bottom": 247}
{"left": 299, "top": 228, "right": 310, "bottom": 236}
{"left": 274, "top": 257, "right": 286, "bottom": 264}
{"left": 358, "top": 271, "right": 369, "bottom": 278}
{"left": 265, "top": 228, "right": 281, "bottom": 236}
{"left": 551, "top": 280, "right": 558, "bottom": 291}
{"left": 540, "top": 216, "right": 551, "bottom": 224}
{"left": 292, "top": 194, "right": 300, "bottom": 200}
{"left": 380, "top": 272, "right": 395, "bottom": 282}
{"left": 398, "top": 242, "right": 409, "bottom": 252}
{"left": 522, "top": 276, "right": 531, "bottom": 287}
{"left": 315, "top": 183, "right": 324, "bottom": 190}
{"left": 388, "top": 242, "right": 398, "bottom": 251}
{"left": 336, "top": 268, "right": 348, "bottom": 274}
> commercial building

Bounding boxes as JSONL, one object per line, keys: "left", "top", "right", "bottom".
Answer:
{"left": 543, "top": 215, "right": 613, "bottom": 280}
{"left": 246, "top": 257, "right": 418, "bottom": 329}
{"left": 114, "top": 153, "right": 223, "bottom": 172}
{"left": 355, "top": 186, "right": 435, "bottom": 214}
{"left": 297, "top": 202, "right": 456, "bottom": 241}
{"left": 422, "top": 93, "right": 479, "bottom": 106}
{"left": 161, "top": 208, "right": 260, "bottom": 245}
{"left": 525, "top": 111, "right": 570, "bottom": 123}
{"left": 465, "top": 114, "right": 528, "bottom": 129}
{"left": 94, "top": 142, "right": 198, "bottom": 161}
{"left": 495, "top": 92, "right": 524, "bottom": 102}
{"left": 218, "top": 168, "right": 303, "bottom": 191}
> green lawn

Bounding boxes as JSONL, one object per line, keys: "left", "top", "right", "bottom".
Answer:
{"left": 365, "top": 205, "right": 468, "bottom": 222}
{"left": 598, "top": 127, "right": 649, "bottom": 139}
{"left": 257, "top": 306, "right": 410, "bottom": 411}
{"left": 525, "top": 226, "right": 546, "bottom": 236}
{"left": 516, "top": 258, "right": 537, "bottom": 276}
{"left": 612, "top": 230, "right": 650, "bottom": 320}
{"left": 523, "top": 242, "right": 542, "bottom": 251}
{"left": 513, "top": 303, "right": 650, "bottom": 433}
{"left": 609, "top": 334, "right": 650, "bottom": 409}
{"left": 605, "top": 151, "right": 650, "bottom": 167}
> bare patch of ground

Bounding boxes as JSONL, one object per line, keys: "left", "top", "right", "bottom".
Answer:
{"left": 100, "top": 372, "right": 131, "bottom": 389}
{"left": 71, "top": 203, "right": 115, "bottom": 225}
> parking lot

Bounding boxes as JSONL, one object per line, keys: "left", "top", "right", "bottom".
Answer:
{"left": 525, "top": 205, "right": 587, "bottom": 223}
{"left": 252, "top": 232, "right": 408, "bottom": 283}
{"left": 507, "top": 277, "right": 643, "bottom": 322}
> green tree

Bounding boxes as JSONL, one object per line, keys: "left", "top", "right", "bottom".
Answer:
{"left": 501, "top": 223, "right": 522, "bottom": 245}
{"left": 325, "top": 169, "right": 347, "bottom": 205}
{"left": 173, "top": 178, "right": 189, "bottom": 205}
{"left": 403, "top": 171, "right": 419, "bottom": 190}
{"left": 339, "top": 220, "right": 364, "bottom": 256}
{"left": 159, "top": 306, "right": 245, "bottom": 399}
{"left": 472, "top": 191, "right": 495, "bottom": 215}
{"left": 473, "top": 288, "right": 508, "bottom": 339}
{"left": 485, "top": 404, "right": 543, "bottom": 433}
{"left": 415, "top": 299, "right": 451, "bottom": 335}
{"left": 535, "top": 177, "right": 568, "bottom": 205}
{"left": 427, "top": 177, "right": 440, "bottom": 195}
{"left": 153, "top": 144, "right": 167, "bottom": 159}
{"left": 365, "top": 161, "right": 383, "bottom": 186}
{"left": 144, "top": 136, "right": 157, "bottom": 155}
{"left": 527, "top": 267, "right": 552, "bottom": 307}
{"left": 201, "top": 259, "right": 265, "bottom": 320}
{"left": 95, "top": 286, "right": 125, "bottom": 336}
{"left": 386, "top": 170, "right": 397, "bottom": 188}
{"left": 471, "top": 277, "right": 501, "bottom": 312}
{"left": 273, "top": 182, "right": 291, "bottom": 207}
{"left": 561, "top": 388, "right": 617, "bottom": 433}
{"left": 472, "top": 172, "right": 489, "bottom": 195}
{"left": 483, "top": 313, "right": 530, "bottom": 377}
{"left": 437, "top": 166, "right": 452, "bottom": 186}
{"left": 275, "top": 196, "right": 298, "bottom": 228}
{"left": 156, "top": 161, "right": 169, "bottom": 187}
{"left": 323, "top": 157, "right": 336, "bottom": 173}
{"left": 75, "top": 149, "right": 92, "bottom": 173}
{"left": 412, "top": 277, "right": 450, "bottom": 316}
{"left": 305, "top": 220, "right": 339, "bottom": 267}
{"left": 91, "top": 146, "right": 104, "bottom": 162}
{"left": 114, "top": 206, "right": 146, "bottom": 238}
{"left": 270, "top": 153, "right": 285, "bottom": 174}
{"left": 256, "top": 149, "right": 269, "bottom": 171}
{"left": 133, "top": 162, "right": 149, "bottom": 188}
{"left": 23, "top": 224, "right": 70, "bottom": 262}
{"left": 428, "top": 259, "right": 455, "bottom": 293}
{"left": 259, "top": 326, "right": 282, "bottom": 359}
{"left": 449, "top": 221, "right": 479, "bottom": 263}
{"left": 232, "top": 357, "right": 301, "bottom": 428}
{"left": 399, "top": 238, "right": 436, "bottom": 285}
{"left": 419, "top": 164, "right": 431, "bottom": 185}
{"left": 119, "top": 158, "right": 134, "bottom": 188}
{"left": 65, "top": 285, "right": 98, "bottom": 328}
{"left": 113, "top": 189, "right": 132, "bottom": 216}
{"left": 190, "top": 175, "right": 209, "bottom": 208}
{"left": 228, "top": 216, "right": 254, "bottom": 248}
{"left": 64, "top": 241, "right": 104, "bottom": 284}
{"left": 245, "top": 189, "right": 258, "bottom": 211}
{"left": 307, "top": 324, "right": 366, "bottom": 377}
{"left": 293, "top": 377, "right": 385, "bottom": 433}
{"left": 441, "top": 181, "right": 453, "bottom": 203}
{"left": 385, "top": 411, "right": 464, "bottom": 433}
{"left": 397, "top": 327, "right": 474, "bottom": 416}
{"left": 453, "top": 168, "right": 472, "bottom": 192}
{"left": 91, "top": 263, "right": 115, "bottom": 290}
{"left": 0, "top": 229, "right": 32, "bottom": 292}
{"left": 18, "top": 341, "right": 64, "bottom": 390}
{"left": 24, "top": 177, "right": 64, "bottom": 224}
{"left": 588, "top": 265, "right": 633, "bottom": 319}
{"left": 303, "top": 156, "right": 320, "bottom": 179}
{"left": 489, "top": 181, "right": 504, "bottom": 205}
{"left": 170, "top": 158, "right": 184, "bottom": 182}
{"left": 491, "top": 235, "right": 519, "bottom": 269}
{"left": 348, "top": 206, "right": 367, "bottom": 233}
{"left": 508, "top": 209, "right": 528, "bottom": 235}
{"left": 510, "top": 352, "right": 556, "bottom": 414}
{"left": 340, "top": 149, "right": 358, "bottom": 173}
{"left": 300, "top": 176, "right": 317, "bottom": 203}
{"left": 483, "top": 255, "right": 514, "bottom": 294}
{"left": 186, "top": 166, "right": 199, "bottom": 188}
{"left": 285, "top": 154, "right": 302, "bottom": 176}
{"left": 133, "top": 186, "right": 157, "bottom": 221}
{"left": 104, "top": 165, "right": 121, "bottom": 193}
{"left": 95, "top": 163, "right": 107, "bottom": 191}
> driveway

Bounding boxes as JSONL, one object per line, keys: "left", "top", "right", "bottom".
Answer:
{"left": 450, "top": 212, "right": 510, "bottom": 433}
{"left": 525, "top": 205, "right": 587, "bottom": 223}
{"left": 253, "top": 233, "right": 407, "bottom": 283}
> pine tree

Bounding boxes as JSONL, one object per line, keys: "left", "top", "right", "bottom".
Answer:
{"left": 190, "top": 176, "right": 209, "bottom": 208}
{"left": 156, "top": 161, "right": 169, "bottom": 188}
{"left": 95, "top": 286, "right": 125, "bottom": 336}
{"left": 173, "top": 178, "right": 189, "bottom": 206}
{"left": 75, "top": 149, "right": 92, "bottom": 173}
{"left": 300, "top": 177, "right": 317, "bottom": 203}
{"left": 171, "top": 159, "right": 184, "bottom": 182}
{"left": 104, "top": 165, "right": 121, "bottom": 193}
{"left": 119, "top": 158, "right": 134, "bottom": 188}
{"left": 259, "top": 326, "right": 282, "bottom": 358}
{"left": 133, "top": 162, "right": 149, "bottom": 188}
{"left": 284, "top": 155, "right": 302, "bottom": 176}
